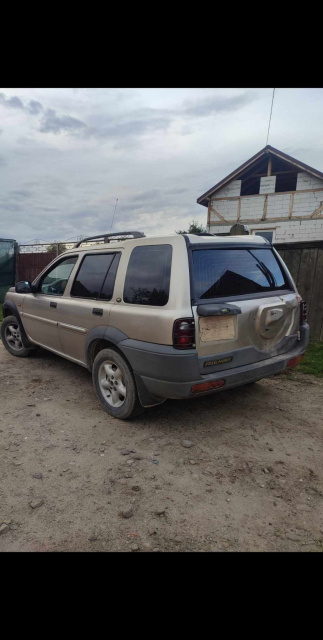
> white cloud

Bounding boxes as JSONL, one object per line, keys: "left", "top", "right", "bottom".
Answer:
{"left": 0, "top": 87, "right": 323, "bottom": 243}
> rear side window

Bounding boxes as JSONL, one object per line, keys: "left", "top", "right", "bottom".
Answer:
{"left": 71, "top": 253, "right": 116, "bottom": 299}
{"left": 123, "top": 245, "right": 172, "bottom": 306}
{"left": 100, "top": 253, "right": 121, "bottom": 300}
{"left": 192, "top": 248, "right": 290, "bottom": 300}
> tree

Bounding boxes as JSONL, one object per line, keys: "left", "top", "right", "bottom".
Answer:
{"left": 46, "top": 243, "right": 67, "bottom": 254}
{"left": 176, "top": 220, "right": 207, "bottom": 235}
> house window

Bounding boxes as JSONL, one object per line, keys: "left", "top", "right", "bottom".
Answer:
{"left": 275, "top": 173, "right": 297, "bottom": 193}
{"left": 252, "top": 230, "right": 275, "bottom": 243}
{"left": 240, "top": 176, "right": 261, "bottom": 196}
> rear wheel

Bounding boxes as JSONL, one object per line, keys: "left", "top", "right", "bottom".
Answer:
{"left": 0, "top": 315, "right": 34, "bottom": 357}
{"left": 92, "top": 347, "right": 144, "bottom": 420}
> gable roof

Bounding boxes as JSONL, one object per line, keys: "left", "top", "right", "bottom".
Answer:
{"left": 197, "top": 145, "right": 323, "bottom": 207}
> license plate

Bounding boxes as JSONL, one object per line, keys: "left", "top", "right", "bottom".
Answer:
{"left": 199, "top": 315, "right": 235, "bottom": 342}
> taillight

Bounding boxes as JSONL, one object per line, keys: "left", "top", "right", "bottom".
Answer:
{"left": 191, "top": 379, "right": 225, "bottom": 394}
{"left": 300, "top": 300, "right": 307, "bottom": 325}
{"left": 288, "top": 354, "right": 305, "bottom": 368}
{"left": 173, "top": 318, "right": 195, "bottom": 349}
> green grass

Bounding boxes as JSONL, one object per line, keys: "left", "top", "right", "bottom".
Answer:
{"left": 296, "top": 340, "right": 323, "bottom": 378}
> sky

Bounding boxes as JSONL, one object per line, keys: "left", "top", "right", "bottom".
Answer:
{"left": 1, "top": 87, "right": 323, "bottom": 245}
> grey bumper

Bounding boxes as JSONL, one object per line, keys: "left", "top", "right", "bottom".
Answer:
{"left": 119, "top": 324, "right": 310, "bottom": 406}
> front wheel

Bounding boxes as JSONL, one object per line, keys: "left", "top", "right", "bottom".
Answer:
{"left": 0, "top": 315, "right": 34, "bottom": 357}
{"left": 92, "top": 347, "right": 144, "bottom": 420}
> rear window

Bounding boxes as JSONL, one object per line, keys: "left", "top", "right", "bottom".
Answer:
{"left": 123, "top": 245, "right": 172, "bottom": 306}
{"left": 192, "top": 248, "right": 290, "bottom": 300}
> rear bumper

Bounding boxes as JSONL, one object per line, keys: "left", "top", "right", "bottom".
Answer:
{"left": 127, "top": 324, "right": 310, "bottom": 405}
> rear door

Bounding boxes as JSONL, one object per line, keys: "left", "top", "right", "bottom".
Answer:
{"left": 57, "top": 251, "right": 121, "bottom": 363}
{"left": 190, "top": 243, "right": 300, "bottom": 374}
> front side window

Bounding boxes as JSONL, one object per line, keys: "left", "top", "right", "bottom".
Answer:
{"left": 40, "top": 256, "right": 78, "bottom": 296}
{"left": 71, "top": 253, "right": 117, "bottom": 299}
{"left": 123, "top": 245, "right": 172, "bottom": 306}
{"left": 192, "top": 248, "right": 290, "bottom": 300}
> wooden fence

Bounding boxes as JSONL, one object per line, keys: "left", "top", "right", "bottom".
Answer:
{"left": 276, "top": 240, "right": 323, "bottom": 341}
{"left": 16, "top": 252, "right": 56, "bottom": 284}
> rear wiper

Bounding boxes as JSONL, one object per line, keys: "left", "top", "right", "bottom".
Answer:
{"left": 256, "top": 261, "right": 275, "bottom": 287}
{"left": 248, "top": 250, "right": 276, "bottom": 288}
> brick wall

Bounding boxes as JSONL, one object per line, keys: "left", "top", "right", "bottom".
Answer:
{"left": 260, "top": 176, "right": 276, "bottom": 194}
{"left": 209, "top": 171, "right": 323, "bottom": 242}
{"left": 296, "top": 172, "right": 323, "bottom": 191}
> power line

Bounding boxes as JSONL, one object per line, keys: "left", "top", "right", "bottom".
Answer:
{"left": 266, "top": 88, "right": 275, "bottom": 146}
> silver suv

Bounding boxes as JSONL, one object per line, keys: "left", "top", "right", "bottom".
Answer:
{"left": 1, "top": 231, "right": 309, "bottom": 419}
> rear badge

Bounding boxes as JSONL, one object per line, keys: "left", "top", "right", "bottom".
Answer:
{"left": 204, "top": 356, "right": 233, "bottom": 367}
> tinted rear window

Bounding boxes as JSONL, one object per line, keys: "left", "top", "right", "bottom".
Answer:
{"left": 123, "top": 245, "right": 172, "bottom": 306}
{"left": 100, "top": 253, "right": 120, "bottom": 300}
{"left": 192, "top": 248, "right": 290, "bottom": 300}
{"left": 71, "top": 253, "right": 116, "bottom": 299}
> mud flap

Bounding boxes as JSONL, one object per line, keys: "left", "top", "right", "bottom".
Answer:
{"left": 133, "top": 373, "right": 166, "bottom": 408}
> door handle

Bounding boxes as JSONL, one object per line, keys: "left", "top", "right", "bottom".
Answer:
{"left": 50, "top": 301, "right": 57, "bottom": 308}
{"left": 92, "top": 308, "right": 103, "bottom": 316}
{"left": 197, "top": 303, "right": 241, "bottom": 316}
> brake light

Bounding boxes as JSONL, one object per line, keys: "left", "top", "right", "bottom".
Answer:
{"left": 287, "top": 354, "right": 305, "bottom": 368}
{"left": 300, "top": 300, "right": 307, "bottom": 325}
{"left": 173, "top": 318, "right": 195, "bottom": 349}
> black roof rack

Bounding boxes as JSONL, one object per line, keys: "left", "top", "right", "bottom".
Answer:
{"left": 194, "top": 232, "right": 215, "bottom": 236}
{"left": 75, "top": 231, "right": 145, "bottom": 248}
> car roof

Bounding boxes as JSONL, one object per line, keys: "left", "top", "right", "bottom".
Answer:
{"left": 63, "top": 232, "right": 268, "bottom": 254}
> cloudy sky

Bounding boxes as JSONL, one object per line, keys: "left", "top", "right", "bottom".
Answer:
{"left": 1, "top": 87, "right": 323, "bottom": 244}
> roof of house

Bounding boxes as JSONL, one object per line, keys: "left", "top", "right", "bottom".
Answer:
{"left": 197, "top": 145, "right": 323, "bottom": 207}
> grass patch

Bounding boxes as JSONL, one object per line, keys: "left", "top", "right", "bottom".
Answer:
{"left": 296, "top": 341, "right": 323, "bottom": 378}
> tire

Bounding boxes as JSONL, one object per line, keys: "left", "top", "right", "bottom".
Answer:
{"left": 92, "top": 347, "right": 144, "bottom": 420}
{"left": 0, "top": 315, "right": 34, "bottom": 357}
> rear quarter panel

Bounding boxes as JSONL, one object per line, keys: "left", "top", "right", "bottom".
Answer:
{"left": 109, "top": 235, "right": 192, "bottom": 345}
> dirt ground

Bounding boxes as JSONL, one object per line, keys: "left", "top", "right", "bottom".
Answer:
{"left": 0, "top": 341, "right": 322, "bottom": 552}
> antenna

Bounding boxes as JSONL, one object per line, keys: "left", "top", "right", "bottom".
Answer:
{"left": 266, "top": 88, "right": 275, "bottom": 146}
{"left": 110, "top": 198, "right": 118, "bottom": 232}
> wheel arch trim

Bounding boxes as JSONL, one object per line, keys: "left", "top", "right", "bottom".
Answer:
{"left": 85, "top": 326, "right": 129, "bottom": 369}
{"left": 2, "top": 301, "right": 34, "bottom": 348}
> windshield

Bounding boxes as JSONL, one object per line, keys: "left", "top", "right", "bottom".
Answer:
{"left": 192, "top": 247, "right": 291, "bottom": 300}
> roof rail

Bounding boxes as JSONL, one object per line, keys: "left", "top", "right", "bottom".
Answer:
{"left": 75, "top": 231, "right": 145, "bottom": 248}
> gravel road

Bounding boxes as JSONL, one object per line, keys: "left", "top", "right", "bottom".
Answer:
{"left": 1, "top": 342, "right": 322, "bottom": 552}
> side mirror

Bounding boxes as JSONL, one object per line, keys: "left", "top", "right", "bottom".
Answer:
{"left": 15, "top": 281, "right": 36, "bottom": 294}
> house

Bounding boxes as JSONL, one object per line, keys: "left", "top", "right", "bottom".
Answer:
{"left": 197, "top": 145, "right": 323, "bottom": 244}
